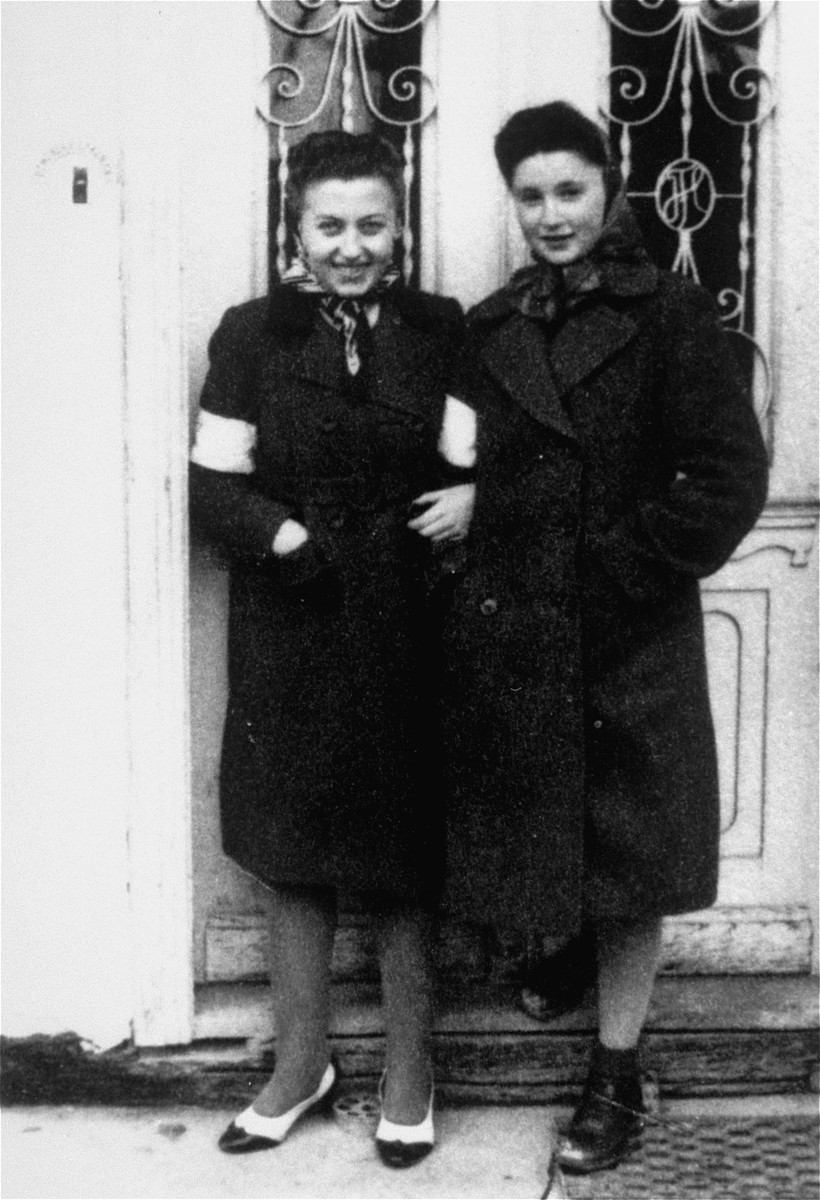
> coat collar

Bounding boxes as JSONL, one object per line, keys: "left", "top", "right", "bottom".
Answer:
{"left": 265, "top": 285, "right": 443, "bottom": 422}
{"left": 472, "top": 261, "right": 657, "bottom": 436}
{"left": 470, "top": 257, "right": 658, "bottom": 327}
{"left": 266, "top": 281, "right": 448, "bottom": 339}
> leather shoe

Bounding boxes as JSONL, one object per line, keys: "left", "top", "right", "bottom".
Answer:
{"left": 218, "top": 1060, "right": 337, "bottom": 1153}
{"left": 519, "top": 931, "right": 597, "bottom": 1022}
{"left": 375, "top": 1071, "right": 435, "bottom": 1168}
{"left": 556, "top": 1059, "right": 644, "bottom": 1174}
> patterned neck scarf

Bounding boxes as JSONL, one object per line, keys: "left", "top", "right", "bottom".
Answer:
{"left": 509, "top": 192, "right": 651, "bottom": 326}
{"left": 281, "top": 256, "right": 400, "bottom": 376}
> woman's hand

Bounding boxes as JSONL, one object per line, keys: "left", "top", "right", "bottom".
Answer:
{"left": 407, "top": 484, "right": 475, "bottom": 544}
{"left": 272, "top": 518, "right": 310, "bottom": 556}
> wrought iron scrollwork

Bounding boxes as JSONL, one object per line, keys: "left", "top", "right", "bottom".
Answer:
{"left": 602, "top": 0, "right": 776, "bottom": 428}
{"left": 257, "top": 0, "right": 438, "bottom": 281}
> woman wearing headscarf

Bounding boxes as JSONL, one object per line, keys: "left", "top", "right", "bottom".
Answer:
{"left": 190, "top": 130, "right": 474, "bottom": 1167}
{"left": 442, "top": 102, "right": 768, "bottom": 1174}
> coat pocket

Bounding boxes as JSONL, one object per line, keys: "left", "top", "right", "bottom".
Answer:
{"left": 586, "top": 519, "right": 682, "bottom": 608}
{"left": 274, "top": 536, "right": 333, "bottom": 589}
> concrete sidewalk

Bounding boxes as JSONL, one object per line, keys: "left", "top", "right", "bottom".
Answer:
{"left": 2, "top": 1102, "right": 563, "bottom": 1200}
{"left": 2, "top": 1096, "right": 817, "bottom": 1200}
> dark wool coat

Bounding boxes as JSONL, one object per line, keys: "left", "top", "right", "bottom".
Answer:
{"left": 441, "top": 264, "right": 769, "bottom": 934}
{"left": 190, "top": 285, "right": 464, "bottom": 900}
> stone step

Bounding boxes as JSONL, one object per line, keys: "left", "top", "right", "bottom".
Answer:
{"left": 3, "top": 977, "right": 816, "bottom": 1107}
{"left": 186, "top": 975, "right": 819, "bottom": 1104}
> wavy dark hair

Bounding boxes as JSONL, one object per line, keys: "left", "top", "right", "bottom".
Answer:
{"left": 287, "top": 130, "right": 404, "bottom": 219}
{"left": 495, "top": 101, "right": 620, "bottom": 200}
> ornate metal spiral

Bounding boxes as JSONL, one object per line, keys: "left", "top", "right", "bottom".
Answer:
{"left": 728, "top": 65, "right": 775, "bottom": 120}
{"left": 381, "top": 65, "right": 436, "bottom": 125}
{"left": 612, "top": 65, "right": 648, "bottom": 104}
{"left": 257, "top": 52, "right": 341, "bottom": 129}
{"left": 272, "top": 64, "right": 306, "bottom": 103}
{"left": 717, "top": 287, "right": 743, "bottom": 325}
{"left": 602, "top": 0, "right": 682, "bottom": 38}
{"left": 601, "top": 56, "right": 680, "bottom": 127}
{"left": 357, "top": 0, "right": 435, "bottom": 35}
{"left": 697, "top": 0, "right": 777, "bottom": 37}
{"left": 257, "top": 0, "right": 340, "bottom": 38}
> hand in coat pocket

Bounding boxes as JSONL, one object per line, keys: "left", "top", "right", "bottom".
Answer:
{"left": 272, "top": 518, "right": 310, "bottom": 556}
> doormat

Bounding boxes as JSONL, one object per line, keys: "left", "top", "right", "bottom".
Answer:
{"left": 560, "top": 1115, "right": 818, "bottom": 1200}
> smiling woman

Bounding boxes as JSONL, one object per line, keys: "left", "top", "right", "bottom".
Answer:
{"left": 298, "top": 176, "right": 399, "bottom": 295}
{"left": 498, "top": 104, "right": 613, "bottom": 269}
{"left": 442, "top": 99, "right": 769, "bottom": 1177}
{"left": 189, "top": 129, "right": 475, "bottom": 1167}
{"left": 288, "top": 133, "right": 404, "bottom": 297}
{"left": 510, "top": 153, "right": 607, "bottom": 268}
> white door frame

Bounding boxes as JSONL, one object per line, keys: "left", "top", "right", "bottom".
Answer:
{"left": 125, "top": 1, "right": 818, "bottom": 1046}
{"left": 120, "top": 3, "right": 194, "bottom": 1047}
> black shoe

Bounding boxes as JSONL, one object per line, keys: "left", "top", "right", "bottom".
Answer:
{"left": 556, "top": 1053, "right": 645, "bottom": 1174}
{"left": 519, "top": 931, "right": 597, "bottom": 1022}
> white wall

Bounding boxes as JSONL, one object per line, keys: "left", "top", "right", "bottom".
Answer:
{"left": 2, "top": 1, "right": 133, "bottom": 1047}
{"left": 769, "top": 0, "right": 819, "bottom": 502}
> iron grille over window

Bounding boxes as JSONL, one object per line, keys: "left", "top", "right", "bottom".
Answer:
{"left": 256, "top": 0, "right": 437, "bottom": 287}
{"left": 603, "top": 0, "right": 775, "bottom": 429}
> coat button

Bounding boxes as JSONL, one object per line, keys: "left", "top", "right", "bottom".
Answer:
{"left": 479, "top": 597, "right": 498, "bottom": 616}
{"left": 592, "top": 719, "right": 603, "bottom": 730}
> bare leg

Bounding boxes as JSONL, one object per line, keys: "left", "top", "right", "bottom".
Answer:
{"left": 251, "top": 884, "right": 337, "bottom": 1117}
{"left": 596, "top": 915, "right": 663, "bottom": 1048}
{"left": 556, "top": 917, "right": 663, "bottom": 1173}
{"left": 377, "top": 900, "right": 435, "bottom": 1124}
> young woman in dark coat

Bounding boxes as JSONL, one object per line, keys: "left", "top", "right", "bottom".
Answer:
{"left": 442, "top": 103, "right": 769, "bottom": 1175}
{"left": 189, "top": 131, "right": 474, "bottom": 1167}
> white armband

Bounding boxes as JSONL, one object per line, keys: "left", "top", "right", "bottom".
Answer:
{"left": 190, "top": 410, "right": 257, "bottom": 475}
{"left": 438, "top": 395, "right": 477, "bottom": 469}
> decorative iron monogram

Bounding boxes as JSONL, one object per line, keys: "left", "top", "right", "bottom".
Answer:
{"left": 602, "top": 0, "right": 776, "bottom": 427}
{"left": 256, "top": 0, "right": 437, "bottom": 281}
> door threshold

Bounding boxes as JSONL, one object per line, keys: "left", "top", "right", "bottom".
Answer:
{"left": 3, "top": 977, "right": 814, "bottom": 1107}
{"left": 183, "top": 975, "right": 818, "bottom": 1103}
{"left": 193, "top": 975, "right": 818, "bottom": 1040}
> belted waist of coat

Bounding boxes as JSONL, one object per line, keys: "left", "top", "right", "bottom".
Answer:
{"left": 301, "top": 472, "right": 424, "bottom": 514}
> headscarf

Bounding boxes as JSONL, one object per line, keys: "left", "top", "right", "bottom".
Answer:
{"left": 509, "top": 191, "right": 652, "bottom": 326}
{"left": 281, "top": 256, "right": 400, "bottom": 376}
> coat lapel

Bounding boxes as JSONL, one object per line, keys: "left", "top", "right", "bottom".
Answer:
{"left": 267, "top": 286, "right": 342, "bottom": 391}
{"left": 481, "top": 314, "right": 577, "bottom": 442}
{"left": 266, "top": 290, "right": 437, "bottom": 413}
{"left": 473, "top": 256, "right": 657, "bottom": 433}
{"left": 292, "top": 319, "right": 342, "bottom": 391}
{"left": 548, "top": 304, "right": 641, "bottom": 398}
{"left": 369, "top": 304, "right": 440, "bottom": 421}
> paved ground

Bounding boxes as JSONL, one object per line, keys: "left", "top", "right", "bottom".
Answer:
{"left": 2, "top": 1095, "right": 817, "bottom": 1200}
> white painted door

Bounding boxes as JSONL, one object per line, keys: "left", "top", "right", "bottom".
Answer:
{"left": 188, "top": 1, "right": 818, "bottom": 994}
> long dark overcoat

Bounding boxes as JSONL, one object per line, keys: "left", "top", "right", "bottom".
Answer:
{"left": 441, "top": 263, "right": 769, "bottom": 934}
{"left": 190, "top": 285, "right": 463, "bottom": 900}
